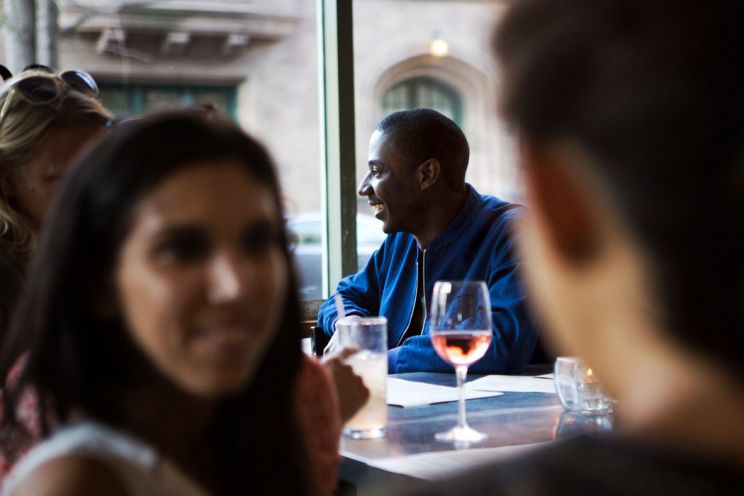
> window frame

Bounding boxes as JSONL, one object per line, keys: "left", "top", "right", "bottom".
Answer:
{"left": 317, "top": 0, "right": 358, "bottom": 301}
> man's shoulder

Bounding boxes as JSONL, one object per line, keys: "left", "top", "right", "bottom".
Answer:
{"left": 474, "top": 192, "right": 524, "bottom": 219}
{"left": 467, "top": 194, "right": 523, "bottom": 241}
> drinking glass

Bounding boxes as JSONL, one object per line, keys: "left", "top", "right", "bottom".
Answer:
{"left": 338, "top": 317, "right": 388, "bottom": 439}
{"left": 554, "top": 356, "right": 614, "bottom": 415}
{"left": 429, "top": 280, "right": 492, "bottom": 443}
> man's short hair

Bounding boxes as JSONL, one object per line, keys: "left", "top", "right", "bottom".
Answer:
{"left": 377, "top": 108, "right": 469, "bottom": 189}
{"left": 495, "top": 0, "right": 744, "bottom": 378}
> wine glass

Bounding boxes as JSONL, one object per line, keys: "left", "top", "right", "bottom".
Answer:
{"left": 429, "top": 280, "right": 492, "bottom": 443}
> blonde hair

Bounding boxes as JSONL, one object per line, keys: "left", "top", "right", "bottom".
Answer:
{"left": 0, "top": 70, "right": 112, "bottom": 267}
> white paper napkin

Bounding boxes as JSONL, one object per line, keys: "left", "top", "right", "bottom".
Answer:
{"left": 387, "top": 377, "right": 503, "bottom": 408}
{"left": 467, "top": 375, "right": 557, "bottom": 394}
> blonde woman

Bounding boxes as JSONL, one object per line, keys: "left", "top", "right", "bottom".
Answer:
{"left": 0, "top": 65, "right": 111, "bottom": 337}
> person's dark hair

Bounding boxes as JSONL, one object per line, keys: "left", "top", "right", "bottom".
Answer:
{"left": 494, "top": 0, "right": 744, "bottom": 378}
{"left": 377, "top": 108, "right": 469, "bottom": 189}
{"left": 0, "top": 111, "right": 312, "bottom": 494}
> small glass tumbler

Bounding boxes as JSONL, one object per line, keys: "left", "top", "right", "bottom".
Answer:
{"left": 554, "top": 356, "right": 613, "bottom": 415}
{"left": 556, "top": 411, "right": 613, "bottom": 438}
{"left": 338, "top": 317, "right": 388, "bottom": 439}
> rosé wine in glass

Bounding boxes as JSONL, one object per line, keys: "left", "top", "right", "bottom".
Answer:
{"left": 429, "top": 281, "right": 492, "bottom": 444}
{"left": 431, "top": 331, "right": 491, "bottom": 367}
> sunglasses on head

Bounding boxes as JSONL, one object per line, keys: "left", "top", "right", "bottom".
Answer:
{"left": 0, "top": 65, "right": 99, "bottom": 127}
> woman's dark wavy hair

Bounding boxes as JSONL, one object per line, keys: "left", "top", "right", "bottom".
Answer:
{"left": 494, "top": 0, "right": 744, "bottom": 379}
{"left": 0, "top": 111, "right": 313, "bottom": 494}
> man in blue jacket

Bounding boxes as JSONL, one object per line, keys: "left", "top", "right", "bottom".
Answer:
{"left": 318, "top": 108, "right": 538, "bottom": 373}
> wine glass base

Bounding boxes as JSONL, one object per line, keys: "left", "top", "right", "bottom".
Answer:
{"left": 435, "top": 425, "right": 488, "bottom": 443}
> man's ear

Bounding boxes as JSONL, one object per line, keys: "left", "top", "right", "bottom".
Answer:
{"left": 521, "top": 143, "right": 601, "bottom": 264}
{"left": 418, "top": 159, "right": 440, "bottom": 190}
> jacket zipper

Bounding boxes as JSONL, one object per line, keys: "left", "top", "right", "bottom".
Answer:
{"left": 420, "top": 249, "right": 427, "bottom": 334}
{"left": 397, "top": 248, "right": 426, "bottom": 347}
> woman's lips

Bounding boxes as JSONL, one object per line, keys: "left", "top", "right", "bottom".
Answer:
{"left": 193, "top": 326, "right": 253, "bottom": 357}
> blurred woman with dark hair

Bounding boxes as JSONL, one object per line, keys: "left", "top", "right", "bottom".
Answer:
{"left": 414, "top": 1, "right": 744, "bottom": 494}
{"left": 0, "top": 111, "right": 347, "bottom": 494}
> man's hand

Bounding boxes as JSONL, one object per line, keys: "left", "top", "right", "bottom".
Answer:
{"left": 321, "top": 347, "right": 370, "bottom": 423}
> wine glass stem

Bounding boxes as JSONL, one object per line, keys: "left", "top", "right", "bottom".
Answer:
{"left": 456, "top": 365, "right": 469, "bottom": 430}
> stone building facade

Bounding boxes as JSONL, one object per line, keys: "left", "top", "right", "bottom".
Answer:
{"left": 1, "top": 0, "right": 517, "bottom": 217}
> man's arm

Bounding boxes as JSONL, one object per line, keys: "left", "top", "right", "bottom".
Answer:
{"left": 475, "top": 261, "right": 538, "bottom": 373}
{"left": 471, "top": 207, "right": 539, "bottom": 373}
{"left": 317, "top": 246, "right": 385, "bottom": 337}
{"left": 390, "top": 262, "right": 537, "bottom": 373}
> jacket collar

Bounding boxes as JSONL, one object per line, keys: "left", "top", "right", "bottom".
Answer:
{"left": 426, "top": 184, "right": 480, "bottom": 253}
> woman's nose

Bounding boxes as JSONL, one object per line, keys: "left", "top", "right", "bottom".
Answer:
{"left": 207, "top": 252, "right": 245, "bottom": 303}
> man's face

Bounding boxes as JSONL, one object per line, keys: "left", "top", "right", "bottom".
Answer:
{"left": 358, "top": 130, "right": 422, "bottom": 234}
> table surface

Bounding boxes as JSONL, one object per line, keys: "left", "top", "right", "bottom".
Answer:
{"left": 339, "top": 371, "right": 613, "bottom": 492}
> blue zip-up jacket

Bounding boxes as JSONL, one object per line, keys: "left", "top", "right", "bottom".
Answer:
{"left": 318, "top": 185, "right": 538, "bottom": 373}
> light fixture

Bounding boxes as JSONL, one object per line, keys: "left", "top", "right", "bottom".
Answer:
{"left": 429, "top": 38, "right": 449, "bottom": 58}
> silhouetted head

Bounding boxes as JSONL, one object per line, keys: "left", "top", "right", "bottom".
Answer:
{"left": 494, "top": 0, "right": 744, "bottom": 380}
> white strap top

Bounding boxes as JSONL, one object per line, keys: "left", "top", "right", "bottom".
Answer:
{"left": 1, "top": 421, "right": 209, "bottom": 496}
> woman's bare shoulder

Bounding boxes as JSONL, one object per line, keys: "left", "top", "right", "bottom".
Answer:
{"left": 9, "top": 455, "right": 128, "bottom": 496}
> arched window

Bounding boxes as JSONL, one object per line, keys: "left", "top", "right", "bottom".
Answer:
{"left": 382, "top": 77, "right": 463, "bottom": 126}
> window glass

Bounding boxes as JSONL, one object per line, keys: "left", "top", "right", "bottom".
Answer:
{"left": 285, "top": 213, "right": 386, "bottom": 300}
{"left": 353, "top": 0, "right": 519, "bottom": 269}
{"left": 98, "top": 87, "right": 130, "bottom": 117}
{"left": 143, "top": 88, "right": 183, "bottom": 112}
{"left": 99, "top": 85, "right": 237, "bottom": 119}
{"left": 1, "top": 0, "right": 322, "bottom": 300}
{"left": 383, "top": 77, "right": 463, "bottom": 126}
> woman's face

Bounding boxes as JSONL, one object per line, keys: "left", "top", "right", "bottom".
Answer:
{"left": 115, "top": 161, "right": 288, "bottom": 397}
{"left": 7, "top": 125, "right": 103, "bottom": 227}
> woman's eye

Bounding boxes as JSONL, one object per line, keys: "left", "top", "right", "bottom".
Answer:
{"left": 242, "top": 223, "right": 281, "bottom": 256}
{"left": 155, "top": 232, "right": 209, "bottom": 264}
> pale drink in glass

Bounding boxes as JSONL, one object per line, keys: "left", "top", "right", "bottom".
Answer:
{"left": 338, "top": 316, "right": 388, "bottom": 439}
{"left": 344, "top": 350, "right": 387, "bottom": 438}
